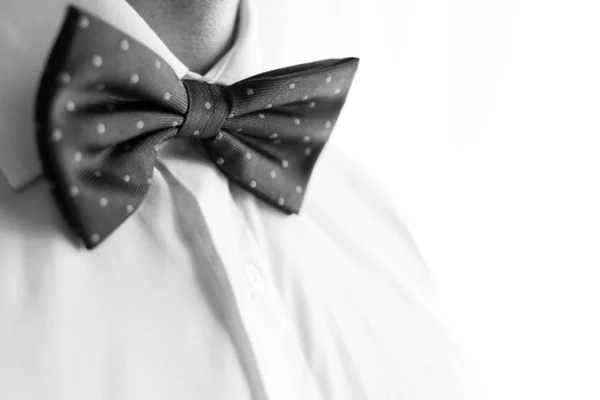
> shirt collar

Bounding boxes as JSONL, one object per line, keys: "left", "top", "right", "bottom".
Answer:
{"left": 0, "top": 0, "right": 259, "bottom": 190}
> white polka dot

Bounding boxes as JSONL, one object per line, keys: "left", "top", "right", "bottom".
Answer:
{"left": 216, "top": 132, "right": 223, "bottom": 140}
{"left": 303, "top": 135, "right": 310, "bottom": 142}
{"left": 265, "top": 104, "right": 272, "bottom": 109}
{"left": 74, "top": 152, "right": 82, "bottom": 162}
{"left": 99, "top": 197, "right": 108, "bottom": 207}
{"left": 228, "top": 113, "right": 235, "bottom": 118}
{"left": 270, "top": 133, "right": 278, "bottom": 139}
{"left": 171, "top": 121, "right": 178, "bottom": 127}
{"left": 289, "top": 83, "right": 296, "bottom": 89}
{"left": 164, "top": 92, "right": 171, "bottom": 101}
{"left": 282, "top": 160, "right": 289, "bottom": 168}
{"left": 130, "top": 74, "right": 140, "bottom": 84}
{"left": 245, "top": 152, "right": 252, "bottom": 160}
{"left": 123, "top": 174, "right": 131, "bottom": 183}
{"left": 296, "top": 185, "right": 303, "bottom": 193}
{"left": 270, "top": 170, "right": 276, "bottom": 178}
{"left": 334, "top": 88, "right": 341, "bottom": 94}
{"left": 90, "top": 233, "right": 100, "bottom": 244}
{"left": 120, "top": 39, "right": 129, "bottom": 51}
{"left": 147, "top": 178, "right": 153, "bottom": 185}
{"left": 69, "top": 185, "right": 79, "bottom": 197}
{"left": 79, "top": 17, "right": 90, "bottom": 29}
{"left": 217, "top": 158, "right": 224, "bottom": 165}
{"left": 96, "top": 123, "right": 106, "bottom": 134}
{"left": 325, "top": 120, "right": 332, "bottom": 128}
{"left": 94, "top": 170, "right": 102, "bottom": 177}
{"left": 326, "top": 75, "right": 332, "bottom": 83}
{"left": 59, "top": 72, "right": 71, "bottom": 85}
{"left": 304, "top": 148, "right": 312, "bottom": 156}
{"left": 246, "top": 88, "right": 254, "bottom": 95}
{"left": 250, "top": 180, "right": 257, "bottom": 188}
{"left": 96, "top": 84, "right": 106, "bottom": 91}
{"left": 154, "top": 144, "right": 160, "bottom": 151}
{"left": 302, "top": 96, "right": 309, "bottom": 101}
{"left": 92, "top": 55, "right": 103, "bottom": 67}
{"left": 258, "top": 113, "right": 265, "bottom": 119}
{"left": 51, "top": 129, "right": 63, "bottom": 142}
{"left": 193, "top": 130, "right": 200, "bottom": 136}
{"left": 136, "top": 120, "right": 144, "bottom": 129}
{"left": 308, "top": 101, "right": 316, "bottom": 108}
{"left": 236, "top": 128, "right": 242, "bottom": 132}
{"left": 205, "top": 101, "right": 211, "bottom": 110}
{"left": 278, "top": 197, "right": 285, "bottom": 206}
{"left": 294, "top": 118, "right": 301, "bottom": 125}
{"left": 66, "top": 101, "right": 75, "bottom": 112}
{"left": 126, "top": 204, "right": 134, "bottom": 213}
{"left": 155, "top": 60, "right": 162, "bottom": 69}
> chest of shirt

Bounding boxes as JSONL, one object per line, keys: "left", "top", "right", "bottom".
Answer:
{"left": 0, "top": 143, "right": 449, "bottom": 400}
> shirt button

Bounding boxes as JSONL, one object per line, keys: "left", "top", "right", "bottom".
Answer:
{"left": 245, "top": 263, "right": 266, "bottom": 294}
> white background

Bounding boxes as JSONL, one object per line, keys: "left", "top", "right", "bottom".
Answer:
{"left": 258, "top": 1, "right": 600, "bottom": 399}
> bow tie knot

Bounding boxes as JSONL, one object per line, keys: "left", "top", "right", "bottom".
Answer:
{"left": 178, "top": 80, "right": 229, "bottom": 140}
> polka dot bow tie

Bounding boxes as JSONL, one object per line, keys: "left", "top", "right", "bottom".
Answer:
{"left": 36, "top": 6, "right": 359, "bottom": 249}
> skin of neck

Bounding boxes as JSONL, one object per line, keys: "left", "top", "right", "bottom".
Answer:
{"left": 126, "top": 0, "right": 240, "bottom": 74}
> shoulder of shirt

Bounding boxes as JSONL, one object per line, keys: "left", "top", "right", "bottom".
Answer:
{"left": 302, "top": 144, "right": 437, "bottom": 299}
{"left": 312, "top": 145, "right": 402, "bottom": 216}
{"left": 309, "top": 145, "right": 413, "bottom": 233}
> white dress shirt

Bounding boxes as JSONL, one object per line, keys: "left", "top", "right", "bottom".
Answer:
{"left": 0, "top": 1, "right": 472, "bottom": 399}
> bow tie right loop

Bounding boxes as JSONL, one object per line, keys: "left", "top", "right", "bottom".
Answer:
{"left": 178, "top": 80, "right": 229, "bottom": 140}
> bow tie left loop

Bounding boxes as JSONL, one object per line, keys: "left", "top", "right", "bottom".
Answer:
{"left": 36, "top": 6, "right": 193, "bottom": 248}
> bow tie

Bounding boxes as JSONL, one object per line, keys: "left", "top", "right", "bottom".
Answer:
{"left": 36, "top": 6, "right": 359, "bottom": 249}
